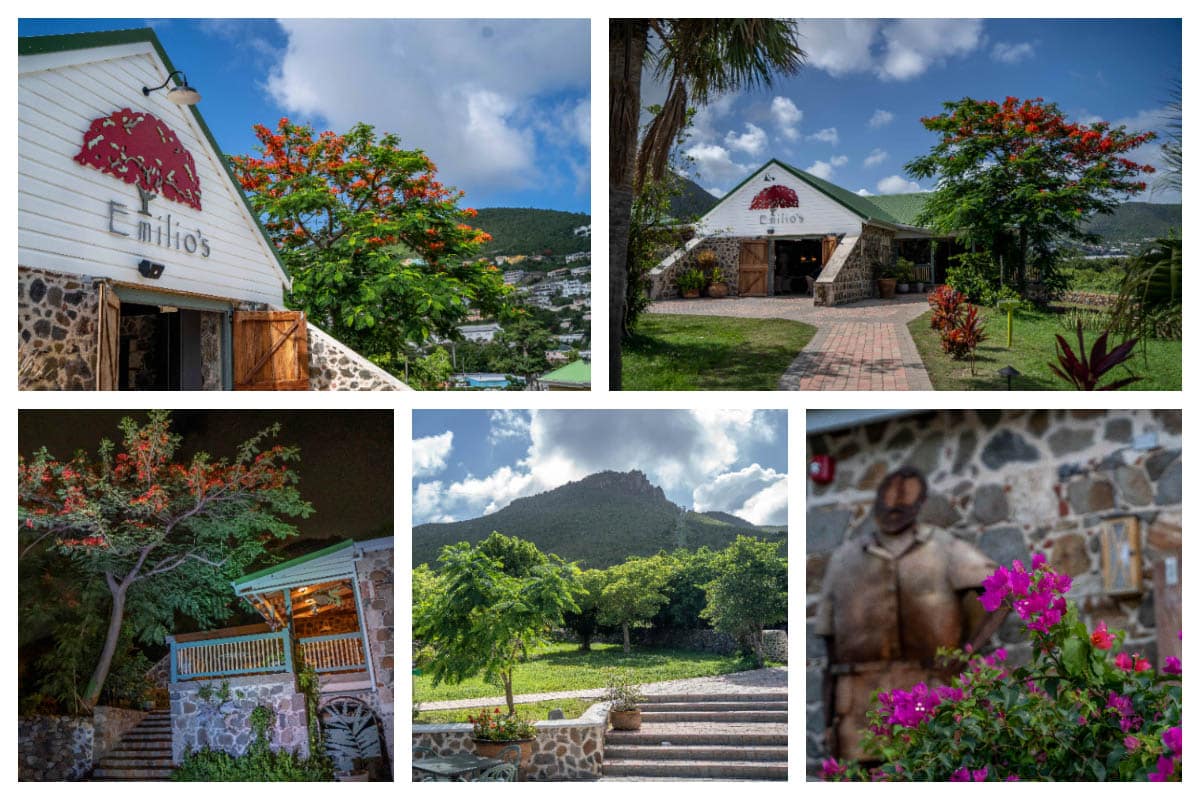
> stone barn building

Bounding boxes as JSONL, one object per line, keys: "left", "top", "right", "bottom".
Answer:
{"left": 18, "top": 29, "right": 406, "bottom": 390}
{"left": 804, "top": 409, "right": 1182, "bottom": 775}
{"left": 649, "top": 159, "right": 963, "bottom": 306}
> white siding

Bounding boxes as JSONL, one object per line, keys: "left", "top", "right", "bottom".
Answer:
{"left": 697, "top": 163, "right": 864, "bottom": 238}
{"left": 19, "top": 43, "right": 287, "bottom": 307}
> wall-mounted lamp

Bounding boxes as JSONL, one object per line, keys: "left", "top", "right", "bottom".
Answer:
{"left": 142, "top": 70, "right": 201, "bottom": 105}
{"left": 138, "top": 259, "right": 166, "bottom": 279}
{"left": 766, "top": 228, "right": 775, "bottom": 235}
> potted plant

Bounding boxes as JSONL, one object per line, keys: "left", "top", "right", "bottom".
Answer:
{"left": 469, "top": 707, "right": 537, "bottom": 766}
{"left": 706, "top": 265, "right": 729, "bottom": 298}
{"left": 895, "top": 258, "right": 916, "bottom": 293}
{"left": 602, "top": 671, "right": 647, "bottom": 731}
{"left": 694, "top": 250, "right": 727, "bottom": 298}
{"left": 675, "top": 268, "right": 706, "bottom": 299}
{"left": 876, "top": 263, "right": 898, "bottom": 299}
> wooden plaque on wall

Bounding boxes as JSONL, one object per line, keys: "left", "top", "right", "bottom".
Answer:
{"left": 1099, "top": 515, "right": 1142, "bottom": 596}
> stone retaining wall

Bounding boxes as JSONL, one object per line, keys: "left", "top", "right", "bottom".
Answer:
{"left": 356, "top": 544, "right": 395, "bottom": 774}
{"left": 412, "top": 702, "right": 609, "bottom": 781}
{"left": 763, "top": 629, "right": 788, "bottom": 663}
{"left": 814, "top": 225, "right": 893, "bottom": 306}
{"left": 805, "top": 409, "right": 1182, "bottom": 775}
{"left": 18, "top": 714, "right": 93, "bottom": 781}
{"left": 307, "top": 325, "right": 410, "bottom": 390}
{"left": 649, "top": 236, "right": 744, "bottom": 299}
{"left": 170, "top": 673, "right": 310, "bottom": 763}
{"left": 1057, "top": 290, "right": 1118, "bottom": 307}
{"left": 92, "top": 706, "right": 149, "bottom": 763}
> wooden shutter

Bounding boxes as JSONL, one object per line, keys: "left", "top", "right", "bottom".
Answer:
{"left": 232, "top": 310, "right": 310, "bottom": 390}
{"left": 821, "top": 235, "right": 839, "bottom": 266}
{"left": 95, "top": 283, "right": 121, "bottom": 390}
{"left": 738, "top": 240, "right": 770, "bottom": 297}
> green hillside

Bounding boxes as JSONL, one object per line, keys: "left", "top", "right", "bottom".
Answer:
{"left": 412, "top": 470, "right": 783, "bottom": 569}
{"left": 473, "top": 207, "right": 591, "bottom": 257}
{"left": 668, "top": 174, "right": 721, "bottom": 220}
{"left": 1082, "top": 202, "right": 1181, "bottom": 242}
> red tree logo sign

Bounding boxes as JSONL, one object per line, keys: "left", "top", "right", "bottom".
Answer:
{"left": 74, "top": 108, "right": 202, "bottom": 210}
{"left": 749, "top": 184, "right": 799, "bottom": 210}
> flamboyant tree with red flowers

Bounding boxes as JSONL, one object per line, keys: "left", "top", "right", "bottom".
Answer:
{"left": 906, "top": 97, "right": 1156, "bottom": 288}
{"left": 18, "top": 411, "right": 312, "bottom": 710}
{"left": 229, "top": 120, "right": 510, "bottom": 368}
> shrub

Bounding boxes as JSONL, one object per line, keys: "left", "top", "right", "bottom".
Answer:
{"left": 173, "top": 701, "right": 333, "bottom": 781}
{"left": 929, "top": 286, "right": 965, "bottom": 332}
{"left": 1049, "top": 320, "right": 1141, "bottom": 390}
{"left": 945, "top": 251, "right": 1000, "bottom": 304}
{"left": 601, "top": 670, "right": 647, "bottom": 712}
{"left": 675, "top": 268, "right": 706, "bottom": 294}
{"left": 468, "top": 707, "right": 538, "bottom": 741}
{"left": 824, "top": 555, "right": 1182, "bottom": 781}
{"left": 940, "top": 304, "right": 987, "bottom": 363}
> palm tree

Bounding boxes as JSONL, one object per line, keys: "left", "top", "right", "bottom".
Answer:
{"left": 609, "top": 19, "right": 805, "bottom": 388}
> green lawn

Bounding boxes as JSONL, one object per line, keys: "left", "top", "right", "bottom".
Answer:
{"left": 414, "top": 698, "right": 593, "bottom": 725}
{"left": 908, "top": 308, "right": 1182, "bottom": 390}
{"left": 622, "top": 314, "right": 816, "bottom": 390}
{"left": 412, "top": 642, "right": 750, "bottom": 704}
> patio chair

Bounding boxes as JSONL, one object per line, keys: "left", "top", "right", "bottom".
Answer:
{"left": 495, "top": 745, "right": 522, "bottom": 766}
{"left": 475, "top": 763, "right": 518, "bottom": 782}
{"left": 412, "top": 745, "right": 436, "bottom": 781}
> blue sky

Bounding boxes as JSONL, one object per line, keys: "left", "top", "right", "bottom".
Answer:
{"left": 412, "top": 410, "right": 789, "bottom": 526}
{"left": 649, "top": 19, "right": 1181, "bottom": 203}
{"left": 20, "top": 18, "right": 591, "bottom": 212}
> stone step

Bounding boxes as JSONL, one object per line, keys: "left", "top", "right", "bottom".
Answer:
{"left": 603, "top": 759, "right": 787, "bottom": 780}
{"left": 605, "top": 745, "right": 789, "bottom": 762}
{"left": 641, "top": 693, "right": 788, "bottom": 704}
{"left": 117, "top": 733, "right": 173, "bottom": 743}
{"left": 91, "top": 766, "right": 174, "bottom": 780}
{"left": 108, "top": 739, "right": 172, "bottom": 751}
{"left": 98, "top": 756, "right": 174, "bottom": 768}
{"left": 638, "top": 710, "right": 787, "bottom": 723}
{"left": 606, "top": 730, "right": 788, "bottom": 747}
{"left": 638, "top": 701, "right": 788, "bottom": 712}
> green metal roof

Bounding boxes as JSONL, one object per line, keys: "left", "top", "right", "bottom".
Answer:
{"left": 18, "top": 28, "right": 291, "bottom": 282}
{"left": 540, "top": 359, "right": 591, "bottom": 386}
{"left": 863, "top": 193, "right": 932, "bottom": 227}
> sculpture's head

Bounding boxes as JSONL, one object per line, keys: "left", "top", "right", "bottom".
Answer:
{"left": 873, "top": 466, "right": 927, "bottom": 536}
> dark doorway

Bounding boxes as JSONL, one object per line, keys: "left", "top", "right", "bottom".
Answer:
{"left": 773, "top": 239, "right": 821, "bottom": 295}
{"left": 118, "top": 304, "right": 204, "bottom": 390}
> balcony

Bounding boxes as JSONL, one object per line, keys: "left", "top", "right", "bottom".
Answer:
{"left": 167, "top": 628, "right": 368, "bottom": 682}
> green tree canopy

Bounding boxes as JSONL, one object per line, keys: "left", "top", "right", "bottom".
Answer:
{"left": 18, "top": 411, "right": 312, "bottom": 709}
{"left": 702, "top": 536, "right": 787, "bottom": 667}
{"left": 493, "top": 316, "right": 556, "bottom": 385}
{"left": 597, "top": 555, "right": 672, "bottom": 654}
{"left": 651, "top": 547, "right": 720, "bottom": 632}
{"left": 906, "top": 96, "right": 1156, "bottom": 287}
{"left": 229, "top": 119, "right": 511, "bottom": 367}
{"left": 562, "top": 568, "right": 610, "bottom": 651}
{"left": 477, "top": 531, "right": 549, "bottom": 578}
{"left": 413, "top": 538, "right": 579, "bottom": 713}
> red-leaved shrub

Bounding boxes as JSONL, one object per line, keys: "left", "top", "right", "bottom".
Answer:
{"left": 929, "top": 285, "right": 966, "bottom": 332}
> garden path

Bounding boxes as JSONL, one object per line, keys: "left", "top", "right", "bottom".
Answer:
{"left": 646, "top": 294, "right": 932, "bottom": 391}
{"left": 417, "top": 666, "right": 788, "bottom": 711}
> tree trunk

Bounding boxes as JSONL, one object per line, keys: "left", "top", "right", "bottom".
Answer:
{"left": 609, "top": 21, "right": 647, "bottom": 390}
{"left": 83, "top": 576, "right": 127, "bottom": 710}
{"left": 1017, "top": 226, "right": 1029, "bottom": 288}
{"left": 622, "top": 623, "right": 631, "bottom": 654}
{"left": 502, "top": 669, "right": 515, "bottom": 715}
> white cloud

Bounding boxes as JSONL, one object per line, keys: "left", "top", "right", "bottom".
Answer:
{"left": 693, "top": 465, "right": 788, "bottom": 526}
{"left": 708, "top": 187, "right": 726, "bottom": 198}
{"left": 685, "top": 142, "right": 754, "bottom": 186}
{"left": 795, "top": 19, "right": 983, "bottom": 82}
{"left": 991, "top": 41, "right": 1035, "bottom": 64}
{"left": 809, "top": 127, "right": 840, "bottom": 146}
{"left": 724, "top": 123, "right": 769, "bottom": 156}
{"left": 864, "top": 148, "right": 888, "bottom": 167}
{"left": 868, "top": 109, "right": 895, "bottom": 128}
{"left": 856, "top": 188, "right": 874, "bottom": 196}
{"left": 413, "top": 431, "right": 454, "bottom": 478}
{"left": 877, "top": 175, "right": 923, "bottom": 193}
{"left": 488, "top": 410, "right": 531, "bottom": 445}
{"left": 263, "top": 19, "right": 588, "bottom": 192}
{"left": 770, "top": 96, "right": 803, "bottom": 140}
{"left": 807, "top": 155, "right": 849, "bottom": 180}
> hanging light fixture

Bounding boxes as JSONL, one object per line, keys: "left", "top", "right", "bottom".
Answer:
{"left": 142, "top": 70, "right": 201, "bottom": 105}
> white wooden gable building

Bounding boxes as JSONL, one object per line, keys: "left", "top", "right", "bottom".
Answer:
{"left": 18, "top": 29, "right": 407, "bottom": 390}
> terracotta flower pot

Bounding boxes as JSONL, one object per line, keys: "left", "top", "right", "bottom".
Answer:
{"left": 473, "top": 737, "right": 534, "bottom": 767}
{"left": 877, "top": 278, "right": 897, "bottom": 299}
{"left": 610, "top": 709, "right": 642, "bottom": 731}
{"left": 681, "top": 289, "right": 700, "bottom": 299}
{"left": 707, "top": 283, "right": 729, "bottom": 299}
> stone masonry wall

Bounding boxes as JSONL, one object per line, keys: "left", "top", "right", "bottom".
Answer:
{"left": 814, "top": 224, "right": 893, "bottom": 306}
{"left": 307, "top": 324, "right": 411, "bottom": 390}
{"left": 120, "top": 313, "right": 160, "bottom": 388}
{"left": 170, "top": 672, "right": 310, "bottom": 763}
{"left": 18, "top": 267, "right": 101, "bottom": 390}
{"left": 413, "top": 702, "right": 609, "bottom": 781}
{"left": 805, "top": 409, "right": 1183, "bottom": 775}
{"left": 649, "top": 236, "right": 744, "bottom": 299}
{"left": 200, "top": 311, "right": 222, "bottom": 389}
{"left": 92, "top": 706, "right": 148, "bottom": 763}
{"left": 18, "top": 714, "right": 93, "bottom": 781}
{"left": 357, "top": 545, "right": 395, "bottom": 773}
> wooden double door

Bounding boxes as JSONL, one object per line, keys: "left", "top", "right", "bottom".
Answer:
{"left": 738, "top": 241, "right": 769, "bottom": 296}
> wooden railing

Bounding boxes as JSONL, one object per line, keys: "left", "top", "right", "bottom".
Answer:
{"left": 168, "top": 630, "right": 367, "bottom": 681}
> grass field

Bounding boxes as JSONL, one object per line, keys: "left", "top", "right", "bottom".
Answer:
{"left": 622, "top": 314, "right": 816, "bottom": 390}
{"left": 909, "top": 308, "right": 1182, "bottom": 391}
{"left": 413, "top": 698, "right": 594, "bottom": 725}
{"left": 412, "top": 642, "right": 751, "bottom": 704}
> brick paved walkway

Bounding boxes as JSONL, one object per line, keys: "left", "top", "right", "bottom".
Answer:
{"left": 417, "top": 666, "right": 788, "bottom": 711}
{"left": 647, "top": 294, "right": 933, "bottom": 391}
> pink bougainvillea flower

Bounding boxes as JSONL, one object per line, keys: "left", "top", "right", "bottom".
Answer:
{"left": 1163, "top": 726, "right": 1181, "bottom": 756}
{"left": 821, "top": 758, "right": 846, "bottom": 779}
{"left": 1031, "top": 552, "right": 1047, "bottom": 570}
{"left": 1090, "top": 620, "right": 1115, "bottom": 650}
{"left": 1148, "top": 756, "right": 1176, "bottom": 782}
{"left": 1163, "top": 656, "right": 1182, "bottom": 674}
{"left": 1124, "top": 735, "right": 1140, "bottom": 751}
{"left": 1114, "top": 652, "right": 1134, "bottom": 671}
{"left": 1133, "top": 655, "right": 1152, "bottom": 673}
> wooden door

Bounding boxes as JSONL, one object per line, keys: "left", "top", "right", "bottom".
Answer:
{"left": 232, "top": 310, "right": 310, "bottom": 390}
{"left": 95, "top": 283, "right": 121, "bottom": 390}
{"left": 738, "top": 240, "right": 769, "bottom": 296}
{"left": 821, "top": 235, "right": 839, "bottom": 267}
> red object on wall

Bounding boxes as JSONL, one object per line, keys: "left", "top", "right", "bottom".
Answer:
{"left": 74, "top": 108, "right": 202, "bottom": 210}
{"left": 749, "top": 184, "right": 799, "bottom": 210}
{"left": 808, "top": 454, "right": 835, "bottom": 484}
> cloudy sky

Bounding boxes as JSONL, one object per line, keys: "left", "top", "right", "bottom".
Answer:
{"left": 20, "top": 18, "right": 590, "bottom": 211}
{"left": 412, "top": 410, "right": 789, "bottom": 526}
{"left": 646, "top": 19, "right": 1180, "bottom": 203}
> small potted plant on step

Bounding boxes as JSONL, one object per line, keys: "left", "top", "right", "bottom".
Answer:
{"left": 602, "top": 670, "right": 647, "bottom": 731}
{"left": 469, "top": 707, "right": 537, "bottom": 768}
{"left": 675, "top": 268, "right": 706, "bottom": 299}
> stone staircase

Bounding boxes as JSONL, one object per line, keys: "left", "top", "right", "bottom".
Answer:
{"left": 92, "top": 710, "right": 174, "bottom": 780}
{"left": 602, "top": 692, "right": 788, "bottom": 781}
